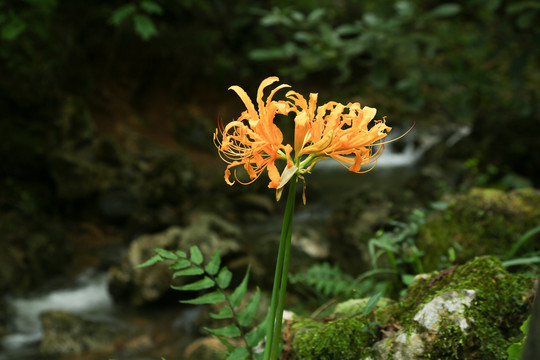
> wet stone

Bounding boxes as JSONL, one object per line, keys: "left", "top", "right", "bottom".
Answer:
{"left": 39, "top": 310, "right": 122, "bottom": 356}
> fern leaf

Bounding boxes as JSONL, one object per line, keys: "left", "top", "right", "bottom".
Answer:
{"left": 237, "top": 287, "right": 260, "bottom": 327}
{"left": 226, "top": 346, "right": 250, "bottom": 360}
{"left": 205, "top": 250, "right": 221, "bottom": 275}
{"left": 190, "top": 246, "right": 204, "bottom": 265}
{"left": 172, "top": 276, "right": 214, "bottom": 291}
{"left": 136, "top": 254, "right": 162, "bottom": 268}
{"left": 169, "top": 259, "right": 191, "bottom": 270}
{"left": 155, "top": 248, "right": 177, "bottom": 260}
{"left": 216, "top": 267, "right": 233, "bottom": 288}
{"left": 245, "top": 313, "right": 269, "bottom": 347}
{"left": 229, "top": 266, "right": 250, "bottom": 307}
{"left": 173, "top": 267, "right": 204, "bottom": 278}
{"left": 181, "top": 290, "right": 225, "bottom": 304}
{"left": 205, "top": 324, "right": 242, "bottom": 337}
{"left": 210, "top": 305, "right": 234, "bottom": 320}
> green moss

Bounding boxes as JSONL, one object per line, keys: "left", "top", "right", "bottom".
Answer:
{"left": 399, "top": 256, "right": 532, "bottom": 359}
{"left": 417, "top": 188, "right": 540, "bottom": 271}
{"left": 291, "top": 315, "right": 376, "bottom": 360}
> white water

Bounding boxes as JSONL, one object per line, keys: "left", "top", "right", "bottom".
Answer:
{"left": 1, "top": 271, "right": 113, "bottom": 357}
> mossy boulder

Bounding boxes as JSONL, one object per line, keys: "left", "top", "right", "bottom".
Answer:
{"left": 417, "top": 187, "right": 540, "bottom": 271}
{"left": 288, "top": 256, "right": 532, "bottom": 360}
{"left": 374, "top": 256, "right": 533, "bottom": 359}
{"left": 287, "top": 296, "right": 395, "bottom": 360}
{"left": 290, "top": 315, "right": 375, "bottom": 360}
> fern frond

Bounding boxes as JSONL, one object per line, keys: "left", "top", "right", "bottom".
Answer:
{"left": 139, "top": 245, "right": 266, "bottom": 360}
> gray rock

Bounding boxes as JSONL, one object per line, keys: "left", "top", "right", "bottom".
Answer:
{"left": 108, "top": 213, "right": 242, "bottom": 306}
{"left": 373, "top": 331, "right": 425, "bottom": 360}
{"left": 413, "top": 289, "right": 476, "bottom": 332}
{"left": 40, "top": 310, "right": 120, "bottom": 355}
{"left": 372, "top": 290, "right": 475, "bottom": 359}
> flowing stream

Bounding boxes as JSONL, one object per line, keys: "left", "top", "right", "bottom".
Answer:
{"left": 1, "top": 271, "right": 113, "bottom": 359}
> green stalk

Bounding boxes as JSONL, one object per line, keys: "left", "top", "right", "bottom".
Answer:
{"left": 263, "top": 177, "right": 297, "bottom": 360}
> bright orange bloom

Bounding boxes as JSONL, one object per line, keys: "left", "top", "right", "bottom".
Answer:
{"left": 284, "top": 90, "right": 391, "bottom": 173}
{"left": 213, "top": 77, "right": 294, "bottom": 189}
{"left": 215, "top": 76, "right": 393, "bottom": 195}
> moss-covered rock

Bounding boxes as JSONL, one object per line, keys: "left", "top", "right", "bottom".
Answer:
{"left": 377, "top": 256, "right": 533, "bottom": 359}
{"left": 417, "top": 188, "right": 540, "bottom": 271}
{"left": 291, "top": 315, "right": 375, "bottom": 360}
{"left": 288, "top": 256, "right": 532, "bottom": 360}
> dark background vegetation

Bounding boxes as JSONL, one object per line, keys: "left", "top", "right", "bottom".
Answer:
{"left": 1, "top": 0, "right": 539, "bottom": 291}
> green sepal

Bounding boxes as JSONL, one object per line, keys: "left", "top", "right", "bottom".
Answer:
{"left": 226, "top": 346, "right": 250, "bottom": 360}
{"left": 228, "top": 266, "right": 250, "bottom": 308}
{"left": 238, "top": 287, "right": 260, "bottom": 327}
{"left": 205, "top": 324, "right": 241, "bottom": 338}
{"left": 136, "top": 254, "right": 162, "bottom": 268}
{"left": 181, "top": 290, "right": 225, "bottom": 304}
{"left": 173, "top": 267, "right": 204, "bottom": 278}
{"left": 169, "top": 259, "right": 191, "bottom": 270}
{"left": 190, "top": 246, "right": 204, "bottom": 265}
{"left": 205, "top": 250, "right": 221, "bottom": 275}
{"left": 155, "top": 248, "right": 177, "bottom": 260}
{"left": 216, "top": 267, "right": 233, "bottom": 289}
{"left": 210, "top": 305, "right": 234, "bottom": 320}
{"left": 172, "top": 277, "right": 215, "bottom": 291}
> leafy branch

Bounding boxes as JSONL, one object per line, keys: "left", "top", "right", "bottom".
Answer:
{"left": 138, "top": 246, "right": 267, "bottom": 360}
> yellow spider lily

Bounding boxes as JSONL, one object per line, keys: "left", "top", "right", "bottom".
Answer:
{"left": 214, "top": 76, "right": 393, "bottom": 199}
{"left": 283, "top": 90, "right": 391, "bottom": 174}
{"left": 213, "top": 76, "right": 294, "bottom": 189}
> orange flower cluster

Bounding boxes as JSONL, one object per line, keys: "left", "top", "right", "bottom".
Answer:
{"left": 214, "top": 76, "right": 392, "bottom": 193}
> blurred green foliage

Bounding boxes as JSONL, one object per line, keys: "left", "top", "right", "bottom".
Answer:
{"left": 0, "top": 0, "right": 539, "bottom": 182}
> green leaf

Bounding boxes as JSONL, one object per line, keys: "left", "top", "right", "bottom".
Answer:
{"left": 1, "top": 15, "right": 26, "bottom": 41}
{"left": 155, "top": 248, "right": 177, "bottom": 260}
{"left": 173, "top": 267, "right": 204, "bottom": 278}
{"left": 169, "top": 259, "right": 191, "bottom": 270}
{"left": 110, "top": 4, "right": 137, "bottom": 25}
{"left": 181, "top": 291, "right": 225, "bottom": 304}
{"left": 172, "top": 276, "right": 214, "bottom": 291}
{"left": 401, "top": 274, "right": 415, "bottom": 286}
{"left": 226, "top": 346, "right": 250, "bottom": 360}
{"left": 246, "top": 313, "right": 269, "bottom": 347}
{"left": 210, "top": 305, "right": 233, "bottom": 320}
{"left": 214, "top": 335, "right": 235, "bottom": 352}
{"left": 502, "top": 256, "right": 540, "bottom": 268}
{"left": 190, "top": 246, "right": 204, "bottom": 265}
{"left": 362, "top": 292, "right": 382, "bottom": 315}
{"left": 136, "top": 254, "right": 162, "bottom": 268}
{"left": 205, "top": 324, "right": 241, "bottom": 338}
{"left": 238, "top": 288, "right": 260, "bottom": 327}
{"left": 508, "top": 225, "right": 540, "bottom": 258}
{"left": 176, "top": 250, "right": 187, "bottom": 258}
{"left": 228, "top": 266, "right": 250, "bottom": 308}
{"left": 507, "top": 342, "right": 523, "bottom": 360}
{"left": 426, "top": 4, "right": 461, "bottom": 18}
{"left": 140, "top": 1, "right": 163, "bottom": 15}
{"left": 133, "top": 14, "right": 158, "bottom": 40}
{"left": 205, "top": 250, "right": 221, "bottom": 275}
{"left": 216, "top": 267, "right": 233, "bottom": 289}
{"left": 249, "top": 47, "right": 292, "bottom": 61}
{"left": 520, "top": 316, "right": 530, "bottom": 334}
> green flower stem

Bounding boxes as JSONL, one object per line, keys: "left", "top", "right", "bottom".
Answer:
{"left": 264, "top": 177, "right": 297, "bottom": 360}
